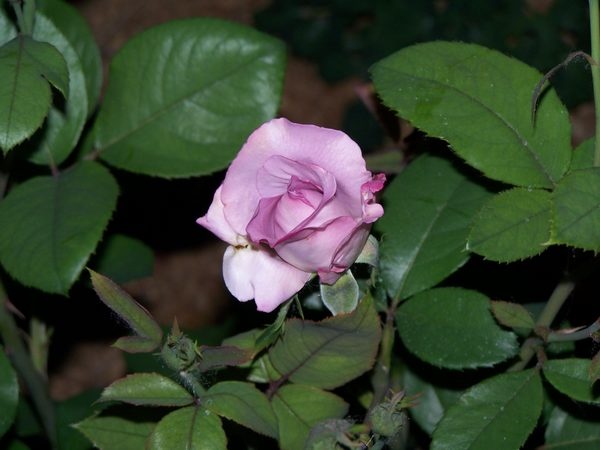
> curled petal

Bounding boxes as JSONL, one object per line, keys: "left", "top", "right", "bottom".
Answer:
{"left": 196, "top": 186, "right": 240, "bottom": 245}
{"left": 221, "top": 118, "right": 374, "bottom": 233}
{"left": 222, "top": 245, "right": 311, "bottom": 312}
{"left": 274, "top": 216, "right": 358, "bottom": 274}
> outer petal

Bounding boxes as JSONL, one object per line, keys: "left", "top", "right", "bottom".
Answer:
{"left": 274, "top": 216, "right": 358, "bottom": 273}
{"left": 196, "top": 186, "right": 239, "bottom": 245}
{"left": 221, "top": 118, "right": 374, "bottom": 234}
{"left": 222, "top": 245, "right": 312, "bottom": 312}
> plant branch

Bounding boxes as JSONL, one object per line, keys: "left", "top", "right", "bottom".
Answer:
{"left": 590, "top": 0, "right": 600, "bottom": 166}
{"left": 369, "top": 306, "right": 395, "bottom": 409}
{"left": 547, "top": 318, "right": 600, "bottom": 342}
{"left": 0, "top": 280, "right": 57, "bottom": 447}
{"left": 509, "top": 278, "right": 575, "bottom": 372}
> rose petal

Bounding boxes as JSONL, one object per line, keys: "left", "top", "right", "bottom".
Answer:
{"left": 221, "top": 118, "right": 374, "bottom": 234}
{"left": 222, "top": 245, "right": 311, "bottom": 312}
{"left": 196, "top": 186, "right": 239, "bottom": 245}
{"left": 274, "top": 216, "right": 358, "bottom": 273}
{"left": 247, "top": 156, "right": 340, "bottom": 246}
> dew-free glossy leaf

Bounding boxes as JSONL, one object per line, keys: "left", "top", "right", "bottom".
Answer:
{"left": 431, "top": 369, "right": 543, "bottom": 450}
{"left": 543, "top": 359, "right": 600, "bottom": 404}
{"left": 147, "top": 406, "right": 226, "bottom": 450}
{"left": 37, "top": 0, "right": 102, "bottom": 113}
{"left": 403, "top": 367, "right": 462, "bottom": 436}
{"left": 27, "top": 12, "right": 89, "bottom": 166}
{"left": 544, "top": 405, "right": 600, "bottom": 449}
{"left": 268, "top": 295, "right": 381, "bottom": 389}
{"left": 93, "top": 234, "right": 154, "bottom": 284}
{"left": 396, "top": 288, "right": 519, "bottom": 369}
{"left": 553, "top": 168, "right": 600, "bottom": 250}
{"left": 0, "top": 35, "right": 68, "bottom": 151}
{"left": 467, "top": 188, "right": 552, "bottom": 262}
{"left": 490, "top": 300, "right": 535, "bottom": 330}
{"left": 371, "top": 41, "right": 571, "bottom": 188}
{"left": 89, "top": 269, "right": 163, "bottom": 349}
{"left": 203, "top": 381, "right": 277, "bottom": 438}
{"left": 376, "top": 154, "right": 491, "bottom": 300}
{"left": 0, "top": 347, "right": 19, "bottom": 438}
{"left": 75, "top": 415, "right": 156, "bottom": 450}
{"left": 93, "top": 18, "right": 285, "bottom": 177}
{"left": 320, "top": 270, "right": 359, "bottom": 315}
{"left": 570, "top": 138, "right": 594, "bottom": 171}
{"left": 100, "top": 373, "right": 193, "bottom": 407}
{"left": 0, "top": 162, "right": 118, "bottom": 294}
{"left": 271, "top": 384, "right": 348, "bottom": 450}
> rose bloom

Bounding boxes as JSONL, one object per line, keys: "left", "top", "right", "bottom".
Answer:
{"left": 197, "top": 118, "right": 385, "bottom": 312}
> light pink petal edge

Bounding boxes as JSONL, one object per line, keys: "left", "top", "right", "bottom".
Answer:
{"left": 196, "top": 186, "right": 239, "bottom": 245}
{"left": 223, "top": 245, "right": 311, "bottom": 312}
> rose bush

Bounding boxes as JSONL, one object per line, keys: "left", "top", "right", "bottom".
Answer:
{"left": 197, "top": 118, "right": 385, "bottom": 312}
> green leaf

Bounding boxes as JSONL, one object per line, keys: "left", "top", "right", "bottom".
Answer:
{"left": 591, "top": 351, "right": 600, "bottom": 384}
{"left": 490, "top": 300, "right": 535, "bottom": 330}
{"left": 553, "top": 168, "right": 600, "bottom": 250}
{"left": 403, "top": 367, "right": 462, "bottom": 436}
{"left": 5, "top": 440, "right": 30, "bottom": 450}
{"left": 376, "top": 154, "right": 491, "bottom": 300}
{"left": 27, "top": 12, "right": 89, "bottom": 166}
{"left": 396, "top": 287, "right": 519, "bottom": 369}
{"left": 93, "top": 234, "right": 154, "bottom": 284}
{"left": 255, "top": 299, "right": 292, "bottom": 352}
{"left": 0, "top": 162, "right": 118, "bottom": 294}
{"left": 467, "top": 188, "right": 552, "bottom": 262}
{"left": 100, "top": 373, "right": 193, "bottom": 407}
{"left": 431, "top": 369, "right": 543, "bottom": 450}
{"left": 89, "top": 269, "right": 163, "bottom": 350}
{"left": 203, "top": 381, "right": 277, "bottom": 438}
{"left": 320, "top": 270, "right": 359, "bottom": 315}
{"left": 268, "top": 295, "right": 381, "bottom": 389}
{"left": 93, "top": 18, "right": 285, "bottom": 177}
{"left": 570, "top": 138, "right": 594, "bottom": 171}
{"left": 147, "top": 406, "right": 226, "bottom": 450}
{"left": 371, "top": 41, "right": 571, "bottom": 188}
{"left": 75, "top": 414, "right": 156, "bottom": 450}
{"left": 37, "top": 0, "right": 102, "bottom": 114}
{"left": 0, "top": 35, "right": 69, "bottom": 151}
{"left": 355, "top": 234, "right": 379, "bottom": 266}
{"left": 543, "top": 359, "right": 600, "bottom": 404}
{"left": 194, "top": 345, "right": 253, "bottom": 372}
{"left": 544, "top": 405, "right": 600, "bottom": 449}
{"left": 0, "top": 346, "right": 19, "bottom": 438}
{"left": 56, "top": 389, "right": 100, "bottom": 450}
{"left": 271, "top": 384, "right": 348, "bottom": 450}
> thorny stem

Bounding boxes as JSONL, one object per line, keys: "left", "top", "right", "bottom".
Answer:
{"left": 0, "top": 280, "right": 57, "bottom": 447}
{"left": 590, "top": 0, "right": 600, "bottom": 166}
{"left": 369, "top": 307, "right": 396, "bottom": 409}
{"left": 178, "top": 369, "right": 206, "bottom": 398}
{"left": 509, "top": 278, "right": 575, "bottom": 372}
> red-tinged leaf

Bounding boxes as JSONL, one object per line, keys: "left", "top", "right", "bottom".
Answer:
{"left": 89, "top": 269, "right": 162, "bottom": 350}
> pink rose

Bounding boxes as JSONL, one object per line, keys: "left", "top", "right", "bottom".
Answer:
{"left": 197, "top": 118, "right": 385, "bottom": 312}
